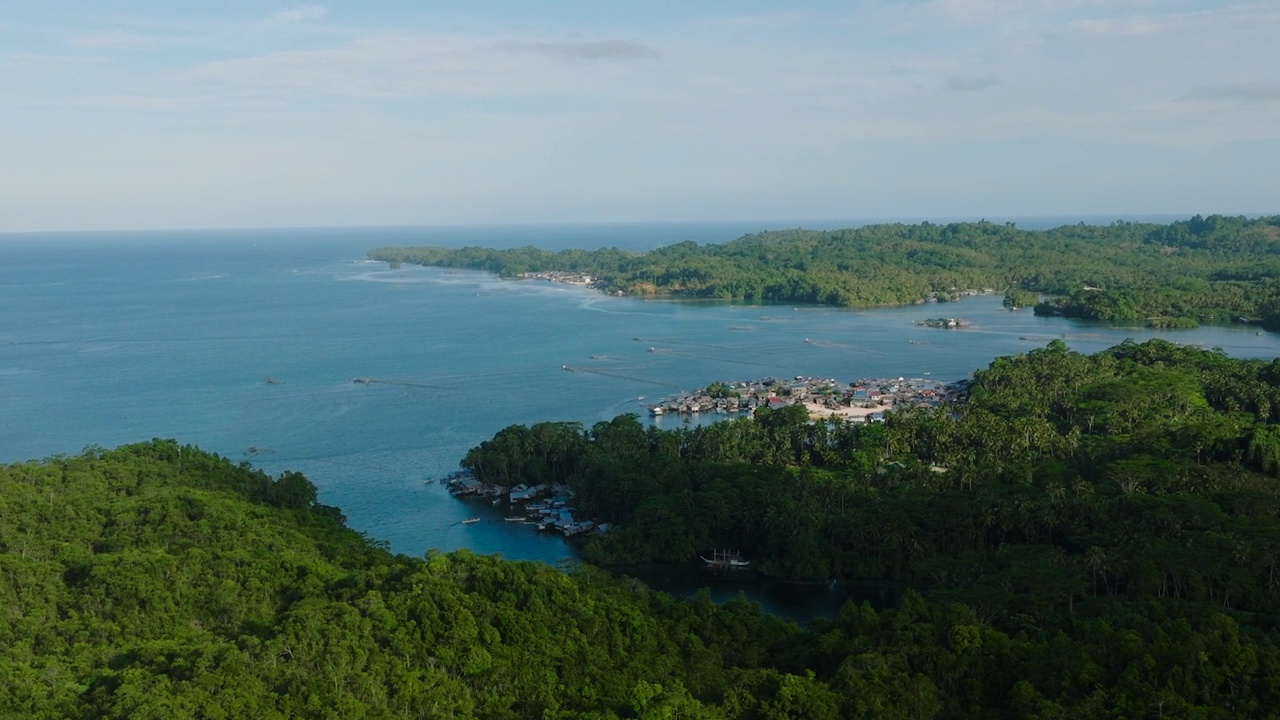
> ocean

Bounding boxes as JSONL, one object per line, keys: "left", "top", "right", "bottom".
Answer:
{"left": 4, "top": 220, "right": 1277, "bottom": 618}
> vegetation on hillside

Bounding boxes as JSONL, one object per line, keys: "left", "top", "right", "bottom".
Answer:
{"left": 370, "top": 214, "right": 1280, "bottom": 328}
{"left": 1, "top": 441, "right": 796, "bottom": 717}
{"left": 11, "top": 338, "right": 1280, "bottom": 716}
{"left": 455, "top": 340, "right": 1280, "bottom": 714}
{"left": 466, "top": 340, "right": 1280, "bottom": 588}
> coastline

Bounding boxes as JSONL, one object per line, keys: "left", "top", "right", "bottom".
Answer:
{"left": 647, "top": 374, "right": 963, "bottom": 422}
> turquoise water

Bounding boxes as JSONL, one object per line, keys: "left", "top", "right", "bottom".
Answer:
{"left": 4, "top": 223, "right": 1279, "bottom": 617}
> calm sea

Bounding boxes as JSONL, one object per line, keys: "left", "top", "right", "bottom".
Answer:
{"left": 4, "top": 219, "right": 1277, "bottom": 618}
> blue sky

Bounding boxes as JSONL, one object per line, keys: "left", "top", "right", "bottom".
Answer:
{"left": 1, "top": 1, "right": 1277, "bottom": 231}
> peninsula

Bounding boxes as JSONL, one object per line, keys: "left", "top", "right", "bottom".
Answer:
{"left": 370, "top": 214, "right": 1280, "bottom": 329}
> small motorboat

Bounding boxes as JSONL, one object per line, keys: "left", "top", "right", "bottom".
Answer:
{"left": 461, "top": 517, "right": 480, "bottom": 525}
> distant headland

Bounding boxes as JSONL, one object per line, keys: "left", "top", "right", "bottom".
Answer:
{"left": 369, "top": 214, "right": 1280, "bottom": 332}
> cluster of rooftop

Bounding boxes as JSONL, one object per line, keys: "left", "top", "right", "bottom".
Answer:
{"left": 445, "top": 472, "right": 605, "bottom": 537}
{"left": 650, "top": 375, "right": 968, "bottom": 422}
{"left": 915, "top": 317, "right": 972, "bottom": 328}
{"left": 518, "top": 271, "right": 601, "bottom": 288}
{"left": 923, "top": 288, "right": 998, "bottom": 302}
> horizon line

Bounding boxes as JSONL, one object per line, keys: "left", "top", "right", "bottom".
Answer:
{"left": 2, "top": 211, "right": 1276, "bottom": 237}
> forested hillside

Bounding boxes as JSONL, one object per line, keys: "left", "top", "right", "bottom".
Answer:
{"left": 467, "top": 341, "right": 1280, "bottom": 589}
{"left": 370, "top": 214, "right": 1280, "bottom": 328}
{"left": 1, "top": 441, "right": 797, "bottom": 718}
{"left": 459, "top": 340, "right": 1280, "bottom": 715}
{"left": 11, "top": 339, "right": 1280, "bottom": 717}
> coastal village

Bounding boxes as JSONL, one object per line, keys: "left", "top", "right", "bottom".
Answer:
{"left": 915, "top": 317, "right": 972, "bottom": 329}
{"left": 444, "top": 472, "right": 760, "bottom": 569}
{"left": 518, "top": 271, "right": 606, "bottom": 289}
{"left": 517, "top": 271, "right": 1000, "bottom": 305}
{"left": 443, "top": 472, "right": 610, "bottom": 539}
{"left": 647, "top": 374, "right": 967, "bottom": 421}
{"left": 441, "top": 322, "right": 968, "bottom": 566}
{"left": 439, "top": 371, "right": 967, "bottom": 570}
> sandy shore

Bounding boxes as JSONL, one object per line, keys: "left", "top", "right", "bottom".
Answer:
{"left": 803, "top": 402, "right": 891, "bottom": 420}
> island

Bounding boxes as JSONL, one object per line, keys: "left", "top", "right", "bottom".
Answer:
{"left": 915, "top": 317, "right": 971, "bottom": 329}
{"left": 370, "top": 214, "right": 1280, "bottom": 330}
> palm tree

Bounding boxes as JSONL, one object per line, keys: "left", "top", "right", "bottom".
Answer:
{"left": 1085, "top": 545, "right": 1110, "bottom": 595}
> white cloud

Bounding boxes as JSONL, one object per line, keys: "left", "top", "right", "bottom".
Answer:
{"left": 182, "top": 32, "right": 669, "bottom": 102}
{"left": 3, "top": 52, "right": 108, "bottom": 67}
{"left": 503, "top": 39, "right": 660, "bottom": 61}
{"left": 923, "top": 0, "right": 1005, "bottom": 24}
{"left": 184, "top": 34, "right": 511, "bottom": 99}
{"left": 945, "top": 75, "right": 1000, "bottom": 92}
{"left": 1070, "top": 17, "right": 1161, "bottom": 35}
{"left": 263, "top": 6, "right": 327, "bottom": 29}
{"left": 69, "top": 31, "right": 162, "bottom": 50}
{"left": 131, "top": 3, "right": 1277, "bottom": 155}
{"left": 1185, "top": 81, "right": 1280, "bottom": 105}
{"left": 4, "top": 1, "right": 1280, "bottom": 229}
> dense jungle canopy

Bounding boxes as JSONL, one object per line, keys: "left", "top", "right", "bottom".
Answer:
{"left": 12, "top": 339, "right": 1280, "bottom": 716}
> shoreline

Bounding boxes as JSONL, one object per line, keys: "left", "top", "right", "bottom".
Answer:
{"left": 647, "top": 374, "right": 966, "bottom": 422}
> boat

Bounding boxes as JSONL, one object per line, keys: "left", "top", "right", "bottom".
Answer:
{"left": 422, "top": 478, "right": 433, "bottom": 484}
{"left": 649, "top": 406, "right": 664, "bottom": 416}
{"left": 461, "top": 517, "right": 480, "bottom": 525}
{"left": 700, "top": 549, "right": 750, "bottom": 569}
{"left": 504, "top": 516, "right": 525, "bottom": 522}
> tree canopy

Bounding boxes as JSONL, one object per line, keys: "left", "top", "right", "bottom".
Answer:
{"left": 370, "top": 214, "right": 1280, "bottom": 328}
{"left": 11, "top": 338, "right": 1280, "bottom": 717}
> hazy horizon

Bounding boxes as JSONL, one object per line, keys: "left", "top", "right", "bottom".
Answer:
{"left": 0, "top": 212, "right": 1239, "bottom": 240}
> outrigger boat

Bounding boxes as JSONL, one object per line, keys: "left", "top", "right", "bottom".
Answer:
{"left": 700, "top": 549, "right": 750, "bottom": 569}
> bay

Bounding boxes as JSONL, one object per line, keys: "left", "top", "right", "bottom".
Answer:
{"left": 3, "top": 221, "right": 1278, "bottom": 619}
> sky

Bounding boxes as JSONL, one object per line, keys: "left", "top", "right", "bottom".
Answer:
{"left": 1, "top": 1, "right": 1277, "bottom": 231}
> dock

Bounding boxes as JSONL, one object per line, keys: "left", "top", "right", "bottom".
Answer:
{"left": 444, "top": 471, "right": 606, "bottom": 539}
